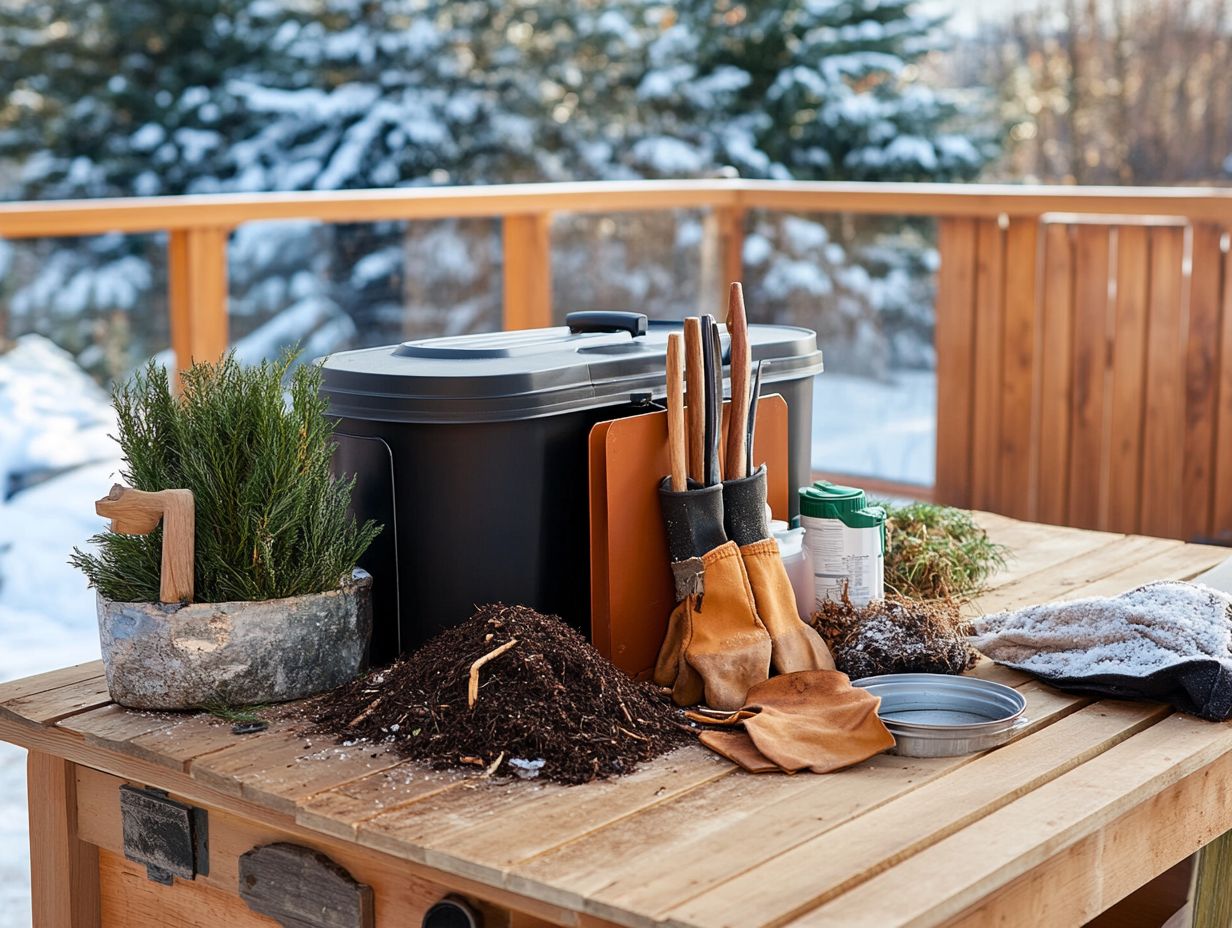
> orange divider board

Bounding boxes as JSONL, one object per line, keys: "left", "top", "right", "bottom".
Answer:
{"left": 589, "top": 395, "right": 789, "bottom": 678}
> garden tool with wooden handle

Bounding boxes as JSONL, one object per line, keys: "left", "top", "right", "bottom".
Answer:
{"left": 686, "top": 670, "right": 894, "bottom": 774}
{"left": 95, "top": 484, "right": 195, "bottom": 604}
{"left": 655, "top": 324, "right": 771, "bottom": 710}
{"left": 720, "top": 283, "right": 834, "bottom": 674}
{"left": 684, "top": 317, "right": 706, "bottom": 484}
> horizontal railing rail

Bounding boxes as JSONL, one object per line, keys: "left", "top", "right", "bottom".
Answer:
{"left": 3, "top": 179, "right": 1231, "bottom": 540}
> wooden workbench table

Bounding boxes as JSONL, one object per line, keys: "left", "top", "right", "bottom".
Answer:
{"left": 4, "top": 514, "right": 1232, "bottom": 928}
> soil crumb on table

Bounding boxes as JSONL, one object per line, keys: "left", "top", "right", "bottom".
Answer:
{"left": 815, "top": 595, "right": 977, "bottom": 679}
{"left": 309, "top": 603, "right": 689, "bottom": 785}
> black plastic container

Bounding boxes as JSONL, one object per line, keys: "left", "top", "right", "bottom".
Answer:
{"left": 321, "top": 311, "right": 823, "bottom": 661}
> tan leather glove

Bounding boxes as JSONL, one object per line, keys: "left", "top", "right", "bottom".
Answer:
{"left": 740, "top": 539, "right": 835, "bottom": 675}
{"left": 687, "top": 670, "right": 894, "bottom": 773}
{"left": 654, "top": 541, "right": 772, "bottom": 710}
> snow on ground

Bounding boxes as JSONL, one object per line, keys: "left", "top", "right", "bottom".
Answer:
{"left": 813, "top": 369, "right": 936, "bottom": 487}
{"left": 0, "top": 337, "right": 118, "bottom": 928}
{"left": 0, "top": 341, "right": 935, "bottom": 924}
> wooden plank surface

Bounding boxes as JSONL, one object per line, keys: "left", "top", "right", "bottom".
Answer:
{"left": 1212, "top": 242, "right": 1232, "bottom": 544}
{"left": 970, "top": 217, "right": 1006, "bottom": 511}
{"left": 3, "top": 514, "right": 1232, "bottom": 928}
{"left": 1106, "top": 224, "right": 1151, "bottom": 534}
{"left": 0, "top": 661, "right": 105, "bottom": 705}
{"left": 1182, "top": 223, "right": 1224, "bottom": 541}
{"left": 786, "top": 713, "right": 1232, "bottom": 928}
{"left": 1067, "top": 224, "right": 1112, "bottom": 529}
{"left": 665, "top": 701, "right": 1167, "bottom": 928}
{"left": 998, "top": 220, "right": 1040, "bottom": 521}
{"left": 1139, "top": 225, "right": 1187, "bottom": 539}
{"left": 1036, "top": 222, "right": 1074, "bottom": 525}
{"left": 28, "top": 754, "right": 99, "bottom": 928}
{"left": 934, "top": 217, "right": 978, "bottom": 507}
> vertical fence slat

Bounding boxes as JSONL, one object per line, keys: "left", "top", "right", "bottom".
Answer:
{"left": 1036, "top": 223, "right": 1075, "bottom": 526}
{"left": 720, "top": 206, "right": 746, "bottom": 293}
{"left": 970, "top": 217, "right": 1006, "bottom": 512}
{"left": 1106, "top": 225, "right": 1150, "bottom": 534}
{"left": 1140, "top": 225, "right": 1188, "bottom": 539}
{"left": 1213, "top": 242, "right": 1232, "bottom": 544}
{"left": 502, "top": 214, "right": 553, "bottom": 330}
{"left": 1183, "top": 223, "right": 1225, "bottom": 541}
{"left": 168, "top": 226, "right": 229, "bottom": 380}
{"left": 998, "top": 219, "right": 1040, "bottom": 521}
{"left": 1067, "top": 225, "right": 1113, "bottom": 530}
{"left": 934, "top": 217, "right": 979, "bottom": 508}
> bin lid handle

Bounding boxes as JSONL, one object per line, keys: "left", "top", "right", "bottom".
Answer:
{"left": 565, "top": 312, "right": 647, "bottom": 338}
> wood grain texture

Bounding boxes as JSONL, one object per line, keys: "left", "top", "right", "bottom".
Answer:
{"left": 95, "top": 484, "right": 195, "bottom": 603}
{"left": 667, "top": 701, "right": 1167, "bottom": 928}
{"left": 998, "top": 220, "right": 1040, "bottom": 520}
{"left": 1182, "top": 223, "right": 1224, "bottom": 541}
{"left": 28, "top": 753, "right": 99, "bottom": 928}
{"left": 502, "top": 214, "right": 552, "bottom": 331}
{"left": 168, "top": 226, "right": 229, "bottom": 381}
{"left": 666, "top": 334, "right": 687, "bottom": 490}
{"left": 3, "top": 675, "right": 114, "bottom": 726}
{"left": 684, "top": 317, "right": 705, "bottom": 483}
{"left": 1210, "top": 238, "right": 1232, "bottom": 544}
{"left": 0, "top": 660, "right": 104, "bottom": 705}
{"left": 970, "top": 217, "right": 1006, "bottom": 511}
{"left": 1036, "top": 222, "right": 1075, "bottom": 526}
{"left": 1106, "top": 224, "right": 1151, "bottom": 534}
{"left": 1140, "top": 225, "right": 1187, "bottom": 539}
{"left": 238, "top": 843, "right": 374, "bottom": 928}
{"left": 1067, "top": 224, "right": 1112, "bottom": 529}
{"left": 933, "top": 217, "right": 978, "bottom": 507}
{"left": 723, "top": 283, "right": 750, "bottom": 480}
{"left": 786, "top": 713, "right": 1232, "bottom": 928}
{"left": 100, "top": 849, "right": 274, "bottom": 928}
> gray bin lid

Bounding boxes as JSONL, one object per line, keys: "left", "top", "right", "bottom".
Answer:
{"left": 320, "top": 316, "right": 823, "bottom": 423}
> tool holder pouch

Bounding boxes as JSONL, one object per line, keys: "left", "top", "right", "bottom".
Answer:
{"left": 659, "top": 478, "right": 728, "bottom": 563}
{"left": 722, "top": 465, "right": 770, "bottom": 547}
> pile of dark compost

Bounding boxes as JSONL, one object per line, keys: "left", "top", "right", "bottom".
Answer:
{"left": 814, "top": 594, "right": 977, "bottom": 680}
{"left": 310, "top": 603, "right": 688, "bottom": 785}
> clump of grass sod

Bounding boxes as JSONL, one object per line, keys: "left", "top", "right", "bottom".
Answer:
{"left": 878, "top": 501, "right": 1008, "bottom": 601}
{"left": 71, "top": 350, "right": 380, "bottom": 604}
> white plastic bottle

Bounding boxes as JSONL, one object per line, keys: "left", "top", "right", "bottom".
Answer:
{"left": 798, "top": 481, "right": 885, "bottom": 608}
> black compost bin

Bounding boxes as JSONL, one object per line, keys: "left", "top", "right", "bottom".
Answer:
{"left": 320, "top": 311, "right": 823, "bottom": 662}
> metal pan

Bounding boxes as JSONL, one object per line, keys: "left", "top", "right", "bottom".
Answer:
{"left": 853, "top": 673, "right": 1028, "bottom": 758}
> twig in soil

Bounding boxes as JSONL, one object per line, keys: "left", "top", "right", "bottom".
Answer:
{"left": 346, "top": 696, "right": 383, "bottom": 729}
{"left": 467, "top": 638, "right": 519, "bottom": 709}
{"left": 482, "top": 751, "right": 506, "bottom": 777}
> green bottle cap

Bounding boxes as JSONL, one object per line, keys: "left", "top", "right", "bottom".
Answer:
{"left": 799, "top": 481, "right": 867, "bottom": 519}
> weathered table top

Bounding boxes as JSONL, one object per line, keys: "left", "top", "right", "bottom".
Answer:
{"left": 4, "top": 513, "right": 1232, "bottom": 928}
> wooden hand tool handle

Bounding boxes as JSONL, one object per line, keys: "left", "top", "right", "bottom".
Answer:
{"left": 684, "top": 317, "right": 705, "bottom": 483}
{"left": 725, "top": 282, "right": 751, "bottom": 479}
{"left": 666, "top": 334, "right": 687, "bottom": 491}
{"left": 96, "top": 484, "right": 195, "bottom": 604}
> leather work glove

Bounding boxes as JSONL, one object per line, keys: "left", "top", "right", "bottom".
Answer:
{"left": 687, "top": 670, "right": 895, "bottom": 774}
{"left": 723, "top": 466, "right": 835, "bottom": 675}
{"left": 655, "top": 479, "right": 772, "bottom": 710}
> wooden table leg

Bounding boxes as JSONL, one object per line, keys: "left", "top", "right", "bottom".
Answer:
{"left": 1191, "top": 828, "right": 1232, "bottom": 928}
{"left": 28, "top": 751, "right": 100, "bottom": 928}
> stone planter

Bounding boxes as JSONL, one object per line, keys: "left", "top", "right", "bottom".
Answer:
{"left": 97, "top": 569, "right": 372, "bottom": 710}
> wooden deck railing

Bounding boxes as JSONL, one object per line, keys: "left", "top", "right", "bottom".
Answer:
{"left": 2, "top": 180, "right": 1232, "bottom": 542}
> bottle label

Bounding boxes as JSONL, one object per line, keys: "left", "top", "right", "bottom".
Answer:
{"left": 801, "top": 515, "right": 884, "bottom": 608}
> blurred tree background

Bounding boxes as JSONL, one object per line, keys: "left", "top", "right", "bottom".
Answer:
{"left": 0, "top": 0, "right": 993, "bottom": 380}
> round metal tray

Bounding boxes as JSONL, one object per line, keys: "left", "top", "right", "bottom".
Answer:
{"left": 853, "top": 673, "right": 1029, "bottom": 758}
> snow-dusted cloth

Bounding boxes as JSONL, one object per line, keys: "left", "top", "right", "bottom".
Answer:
{"left": 969, "top": 582, "right": 1232, "bottom": 721}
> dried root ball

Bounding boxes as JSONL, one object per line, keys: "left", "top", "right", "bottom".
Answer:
{"left": 814, "top": 594, "right": 976, "bottom": 680}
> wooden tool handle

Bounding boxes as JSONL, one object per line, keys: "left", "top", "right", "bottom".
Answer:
{"left": 683, "top": 317, "right": 705, "bottom": 483}
{"left": 725, "top": 282, "right": 751, "bottom": 479}
{"left": 666, "top": 334, "right": 687, "bottom": 491}
{"left": 96, "top": 484, "right": 195, "bottom": 604}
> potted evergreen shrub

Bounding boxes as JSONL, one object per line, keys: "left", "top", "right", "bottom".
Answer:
{"left": 71, "top": 351, "right": 380, "bottom": 710}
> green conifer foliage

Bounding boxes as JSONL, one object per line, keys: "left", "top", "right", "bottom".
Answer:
{"left": 70, "top": 351, "right": 380, "bottom": 604}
